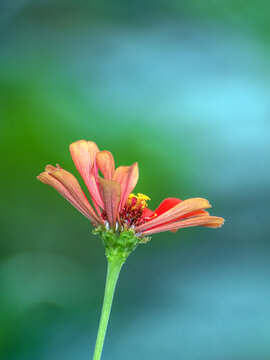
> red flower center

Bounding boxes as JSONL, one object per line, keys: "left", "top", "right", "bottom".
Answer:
{"left": 102, "top": 193, "right": 150, "bottom": 229}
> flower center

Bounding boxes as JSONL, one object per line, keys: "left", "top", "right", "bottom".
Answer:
{"left": 120, "top": 193, "right": 150, "bottom": 228}
{"left": 101, "top": 193, "right": 150, "bottom": 229}
{"left": 126, "top": 193, "right": 150, "bottom": 210}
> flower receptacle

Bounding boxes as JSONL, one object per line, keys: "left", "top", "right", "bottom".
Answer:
{"left": 93, "top": 227, "right": 140, "bottom": 263}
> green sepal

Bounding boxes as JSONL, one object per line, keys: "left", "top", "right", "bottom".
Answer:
{"left": 93, "top": 227, "right": 143, "bottom": 263}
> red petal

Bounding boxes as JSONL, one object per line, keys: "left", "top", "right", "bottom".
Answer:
{"left": 153, "top": 198, "right": 182, "bottom": 216}
{"left": 142, "top": 207, "right": 154, "bottom": 218}
{"left": 113, "top": 163, "right": 139, "bottom": 210}
{"left": 96, "top": 151, "right": 115, "bottom": 180}
{"left": 98, "top": 178, "right": 121, "bottom": 229}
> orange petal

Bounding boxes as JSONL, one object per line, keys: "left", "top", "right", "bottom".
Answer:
{"left": 135, "top": 198, "right": 211, "bottom": 233}
{"left": 113, "top": 163, "right": 139, "bottom": 210}
{"left": 69, "top": 140, "right": 103, "bottom": 208}
{"left": 96, "top": 151, "right": 115, "bottom": 180}
{"left": 37, "top": 166, "right": 102, "bottom": 225}
{"left": 167, "top": 209, "right": 210, "bottom": 230}
{"left": 98, "top": 178, "right": 121, "bottom": 229}
{"left": 140, "top": 216, "right": 225, "bottom": 236}
{"left": 88, "top": 141, "right": 100, "bottom": 180}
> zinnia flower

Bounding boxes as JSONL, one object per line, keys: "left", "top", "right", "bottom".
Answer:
{"left": 37, "top": 139, "right": 224, "bottom": 360}
{"left": 37, "top": 140, "right": 224, "bottom": 240}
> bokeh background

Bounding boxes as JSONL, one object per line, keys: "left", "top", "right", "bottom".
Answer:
{"left": 1, "top": 1, "right": 270, "bottom": 359}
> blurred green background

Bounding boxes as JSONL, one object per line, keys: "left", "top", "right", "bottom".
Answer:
{"left": 1, "top": 1, "right": 270, "bottom": 359}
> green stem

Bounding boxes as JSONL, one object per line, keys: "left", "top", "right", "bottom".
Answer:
{"left": 93, "top": 258, "right": 123, "bottom": 360}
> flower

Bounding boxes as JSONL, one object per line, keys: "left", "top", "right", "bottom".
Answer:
{"left": 38, "top": 139, "right": 225, "bottom": 360}
{"left": 37, "top": 140, "right": 224, "bottom": 240}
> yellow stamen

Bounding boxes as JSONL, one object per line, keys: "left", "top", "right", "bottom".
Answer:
{"left": 137, "top": 193, "right": 151, "bottom": 201}
{"left": 127, "top": 192, "right": 150, "bottom": 209}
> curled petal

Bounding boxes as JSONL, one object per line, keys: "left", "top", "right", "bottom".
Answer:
{"left": 135, "top": 198, "right": 211, "bottom": 233}
{"left": 113, "top": 163, "right": 139, "bottom": 210}
{"left": 88, "top": 141, "right": 100, "bottom": 181}
{"left": 88, "top": 141, "right": 100, "bottom": 153}
{"left": 37, "top": 166, "right": 102, "bottom": 226}
{"left": 178, "top": 209, "right": 209, "bottom": 220}
{"left": 96, "top": 151, "right": 115, "bottom": 180}
{"left": 69, "top": 140, "right": 103, "bottom": 208}
{"left": 45, "top": 164, "right": 58, "bottom": 172}
{"left": 140, "top": 216, "right": 225, "bottom": 236}
{"left": 168, "top": 210, "right": 209, "bottom": 233}
{"left": 98, "top": 178, "right": 121, "bottom": 229}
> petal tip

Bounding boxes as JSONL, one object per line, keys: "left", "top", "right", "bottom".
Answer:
{"left": 204, "top": 216, "right": 225, "bottom": 228}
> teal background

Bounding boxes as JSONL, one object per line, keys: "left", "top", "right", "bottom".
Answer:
{"left": 1, "top": 1, "right": 270, "bottom": 359}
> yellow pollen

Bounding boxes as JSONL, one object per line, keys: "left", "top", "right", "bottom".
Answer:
{"left": 127, "top": 193, "right": 150, "bottom": 209}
